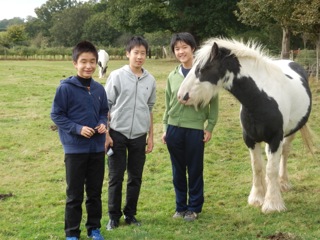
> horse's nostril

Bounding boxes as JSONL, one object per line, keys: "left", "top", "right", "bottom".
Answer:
{"left": 183, "top": 92, "right": 189, "bottom": 101}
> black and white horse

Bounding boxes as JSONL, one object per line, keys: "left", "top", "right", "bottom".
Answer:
{"left": 178, "top": 38, "right": 313, "bottom": 213}
{"left": 98, "top": 49, "right": 109, "bottom": 78}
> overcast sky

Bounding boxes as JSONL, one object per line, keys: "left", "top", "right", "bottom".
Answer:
{"left": 0, "top": 0, "right": 47, "bottom": 20}
{"left": 0, "top": 0, "right": 89, "bottom": 21}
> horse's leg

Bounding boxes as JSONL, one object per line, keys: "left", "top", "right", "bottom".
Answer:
{"left": 248, "top": 143, "right": 266, "bottom": 207}
{"left": 279, "top": 134, "right": 295, "bottom": 191}
{"left": 262, "top": 143, "right": 286, "bottom": 213}
{"left": 98, "top": 67, "right": 102, "bottom": 78}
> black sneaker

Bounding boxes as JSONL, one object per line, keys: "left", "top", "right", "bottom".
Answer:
{"left": 124, "top": 215, "right": 141, "bottom": 226}
{"left": 106, "top": 219, "right": 119, "bottom": 231}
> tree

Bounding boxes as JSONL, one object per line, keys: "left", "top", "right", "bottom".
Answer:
{"left": 106, "top": 0, "right": 243, "bottom": 44}
{"left": 106, "top": 0, "right": 170, "bottom": 35}
{"left": 167, "top": 0, "right": 242, "bottom": 43}
{"left": 0, "top": 32, "right": 11, "bottom": 48}
{"left": 25, "top": 18, "right": 43, "bottom": 38}
{"left": 6, "top": 24, "right": 28, "bottom": 46}
{"left": 0, "top": 18, "right": 25, "bottom": 33}
{"left": 292, "top": 0, "right": 320, "bottom": 79}
{"left": 235, "top": 0, "right": 300, "bottom": 59}
{"left": 50, "top": 5, "right": 93, "bottom": 46}
{"left": 82, "top": 12, "right": 122, "bottom": 46}
{"left": 34, "top": 0, "right": 79, "bottom": 37}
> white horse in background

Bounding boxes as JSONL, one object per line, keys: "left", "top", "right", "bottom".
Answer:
{"left": 98, "top": 49, "right": 109, "bottom": 78}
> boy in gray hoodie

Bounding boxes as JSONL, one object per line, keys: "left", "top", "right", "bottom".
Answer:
{"left": 104, "top": 36, "right": 156, "bottom": 230}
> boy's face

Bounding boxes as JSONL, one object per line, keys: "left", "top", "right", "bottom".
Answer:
{"left": 173, "top": 40, "right": 194, "bottom": 67}
{"left": 73, "top": 52, "right": 97, "bottom": 79}
{"left": 126, "top": 45, "right": 147, "bottom": 70}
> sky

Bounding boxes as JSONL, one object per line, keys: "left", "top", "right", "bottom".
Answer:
{"left": 0, "top": 0, "right": 90, "bottom": 21}
{"left": 0, "top": 0, "right": 47, "bottom": 20}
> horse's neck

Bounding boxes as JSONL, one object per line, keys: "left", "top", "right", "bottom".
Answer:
{"left": 226, "top": 70, "right": 271, "bottom": 110}
{"left": 227, "top": 76, "right": 257, "bottom": 106}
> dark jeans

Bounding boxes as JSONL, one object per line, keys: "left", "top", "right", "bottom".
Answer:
{"left": 64, "top": 152, "right": 105, "bottom": 238}
{"left": 107, "top": 129, "right": 146, "bottom": 220}
{"left": 165, "top": 125, "right": 205, "bottom": 213}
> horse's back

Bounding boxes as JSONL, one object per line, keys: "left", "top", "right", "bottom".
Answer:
{"left": 274, "top": 60, "right": 308, "bottom": 83}
{"left": 98, "top": 49, "right": 109, "bottom": 66}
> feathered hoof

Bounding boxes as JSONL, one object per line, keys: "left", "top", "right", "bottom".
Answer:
{"left": 248, "top": 196, "right": 264, "bottom": 207}
{"left": 280, "top": 182, "right": 292, "bottom": 192}
{"left": 261, "top": 202, "right": 286, "bottom": 213}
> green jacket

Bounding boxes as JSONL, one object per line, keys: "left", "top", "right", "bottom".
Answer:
{"left": 163, "top": 65, "right": 219, "bottom": 132}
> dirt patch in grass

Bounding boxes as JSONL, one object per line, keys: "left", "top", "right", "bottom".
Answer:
{"left": 264, "top": 232, "right": 300, "bottom": 240}
{"left": 0, "top": 193, "right": 13, "bottom": 200}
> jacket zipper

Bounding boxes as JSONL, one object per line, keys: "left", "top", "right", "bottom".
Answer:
{"left": 129, "top": 77, "right": 139, "bottom": 138}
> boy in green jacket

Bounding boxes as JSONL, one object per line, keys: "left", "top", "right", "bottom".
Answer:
{"left": 162, "top": 32, "right": 219, "bottom": 221}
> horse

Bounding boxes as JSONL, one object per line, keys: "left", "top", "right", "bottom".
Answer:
{"left": 98, "top": 49, "right": 110, "bottom": 78}
{"left": 177, "top": 37, "right": 313, "bottom": 213}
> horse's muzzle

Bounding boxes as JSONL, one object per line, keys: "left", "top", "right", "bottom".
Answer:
{"left": 182, "top": 92, "right": 189, "bottom": 101}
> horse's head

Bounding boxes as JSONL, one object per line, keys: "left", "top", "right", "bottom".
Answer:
{"left": 178, "top": 41, "right": 240, "bottom": 108}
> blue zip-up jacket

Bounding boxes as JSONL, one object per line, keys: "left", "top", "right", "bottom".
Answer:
{"left": 51, "top": 76, "right": 109, "bottom": 154}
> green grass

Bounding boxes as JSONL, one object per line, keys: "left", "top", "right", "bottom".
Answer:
{"left": 0, "top": 59, "right": 319, "bottom": 240}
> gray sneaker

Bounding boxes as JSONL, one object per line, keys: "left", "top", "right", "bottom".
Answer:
{"left": 172, "top": 211, "right": 186, "bottom": 219}
{"left": 183, "top": 211, "right": 198, "bottom": 221}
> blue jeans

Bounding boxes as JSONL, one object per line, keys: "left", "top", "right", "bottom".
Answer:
{"left": 107, "top": 129, "right": 147, "bottom": 220}
{"left": 64, "top": 152, "right": 105, "bottom": 238}
{"left": 166, "top": 125, "right": 204, "bottom": 213}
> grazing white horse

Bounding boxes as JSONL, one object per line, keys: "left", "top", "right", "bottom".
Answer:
{"left": 98, "top": 49, "right": 109, "bottom": 78}
{"left": 177, "top": 37, "right": 313, "bottom": 213}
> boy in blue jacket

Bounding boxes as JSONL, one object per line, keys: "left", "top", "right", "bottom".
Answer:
{"left": 51, "top": 41, "right": 108, "bottom": 240}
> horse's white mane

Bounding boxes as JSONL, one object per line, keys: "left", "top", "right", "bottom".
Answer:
{"left": 195, "top": 37, "right": 272, "bottom": 68}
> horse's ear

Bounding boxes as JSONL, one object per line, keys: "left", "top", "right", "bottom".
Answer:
{"left": 210, "top": 42, "right": 219, "bottom": 61}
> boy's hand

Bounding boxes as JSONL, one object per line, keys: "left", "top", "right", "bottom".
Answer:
{"left": 203, "top": 130, "right": 212, "bottom": 143}
{"left": 146, "top": 136, "right": 153, "bottom": 154}
{"left": 94, "top": 124, "right": 107, "bottom": 134}
{"left": 81, "top": 124, "right": 107, "bottom": 138}
{"left": 161, "top": 132, "right": 166, "bottom": 144}
{"left": 81, "top": 126, "right": 95, "bottom": 138}
{"left": 105, "top": 133, "right": 113, "bottom": 150}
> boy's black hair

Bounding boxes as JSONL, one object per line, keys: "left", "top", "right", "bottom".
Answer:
{"left": 126, "top": 36, "right": 149, "bottom": 53}
{"left": 72, "top": 41, "right": 98, "bottom": 63}
{"left": 170, "top": 32, "right": 197, "bottom": 53}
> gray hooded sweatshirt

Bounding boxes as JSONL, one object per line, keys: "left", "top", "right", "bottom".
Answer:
{"left": 105, "top": 65, "right": 156, "bottom": 139}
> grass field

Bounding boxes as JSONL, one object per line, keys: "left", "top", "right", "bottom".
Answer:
{"left": 0, "top": 59, "right": 319, "bottom": 240}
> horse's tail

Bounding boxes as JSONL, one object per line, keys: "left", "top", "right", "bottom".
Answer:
{"left": 300, "top": 124, "right": 315, "bottom": 157}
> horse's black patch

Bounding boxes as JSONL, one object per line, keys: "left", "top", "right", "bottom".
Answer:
{"left": 230, "top": 76, "right": 283, "bottom": 152}
{"left": 289, "top": 61, "right": 308, "bottom": 81}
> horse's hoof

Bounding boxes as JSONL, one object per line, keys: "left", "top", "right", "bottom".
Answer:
{"left": 248, "top": 196, "right": 264, "bottom": 207}
{"left": 261, "top": 203, "right": 286, "bottom": 213}
{"left": 280, "top": 182, "right": 292, "bottom": 192}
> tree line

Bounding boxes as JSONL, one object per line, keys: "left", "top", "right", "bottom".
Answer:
{"left": 0, "top": 0, "right": 319, "bottom": 62}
